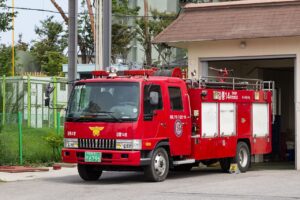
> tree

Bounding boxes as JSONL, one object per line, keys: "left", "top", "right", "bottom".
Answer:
{"left": 112, "top": 0, "right": 139, "bottom": 16}
{"left": 111, "top": 24, "right": 136, "bottom": 62}
{"left": 50, "top": 0, "right": 95, "bottom": 64}
{"left": 78, "top": 1, "right": 95, "bottom": 64}
{"left": 42, "top": 51, "right": 67, "bottom": 76}
{"left": 0, "top": 0, "right": 17, "bottom": 35}
{"left": 16, "top": 34, "right": 29, "bottom": 51}
{"left": 50, "top": 0, "right": 139, "bottom": 64}
{"left": 151, "top": 10, "right": 176, "bottom": 65}
{"left": 111, "top": 0, "right": 139, "bottom": 63}
{"left": 135, "top": 9, "right": 176, "bottom": 66}
{"left": 0, "top": 45, "right": 15, "bottom": 76}
{"left": 30, "top": 16, "right": 67, "bottom": 76}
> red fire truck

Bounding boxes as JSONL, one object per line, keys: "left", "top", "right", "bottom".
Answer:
{"left": 61, "top": 68, "right": 273, "bottom": 182}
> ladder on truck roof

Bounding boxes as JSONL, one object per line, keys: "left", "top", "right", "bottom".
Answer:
{"left": 197, "top": 76, "right": 275, "bottom": 91}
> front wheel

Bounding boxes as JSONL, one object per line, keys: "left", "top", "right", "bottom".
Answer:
{"left": 77, "top": 164, "right": 102, "bottom": 181}
{"left": 236, "top": 142, "right": 250, "bottom": 173}
{"left": 144, "top": 147, "right": 169, "bottom": 182}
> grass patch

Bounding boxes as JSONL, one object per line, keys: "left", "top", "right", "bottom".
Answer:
{"left": 0, "top": 126, "right": 63, "bottom": 166}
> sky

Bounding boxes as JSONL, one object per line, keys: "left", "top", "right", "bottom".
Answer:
{"left": 1, "top": 0, "right": 69, "bottom": 45}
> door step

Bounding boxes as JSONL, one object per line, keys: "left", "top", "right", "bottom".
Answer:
{"left": 173, "top": 159, "right": 195, "bottom": 166}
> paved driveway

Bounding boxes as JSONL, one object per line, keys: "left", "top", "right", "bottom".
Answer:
{"left": 0, "top": 166, "right": 299, "bottom": 200}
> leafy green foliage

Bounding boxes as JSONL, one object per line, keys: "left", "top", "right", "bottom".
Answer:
{"left": 0, "top": 0, "right": 17, "bottom": 35}
{"left": 30, "top": 16, "right": 67, "bottom": 76}
{"left": 135, "top": 10, "right": 176, "bottom": 66}
{"left": 78, "top": 1, "right": 95, "bottom": 64}
{"left": 112, "top": 24, "right": 136, "bottom": 63}
{"left": 16, "top": 34, "right": 29, "bottom": 51}
{"left": 41, "top": 51, "right": 67, "bottom": 76}
{"left": 112, "top": 0, "right": 139, "bottom": 16}
{"left": 151, "top": 10, "right": 176, "bottom": 65}
{"left": 111, "top": 0, "right": 139, "bottom": 63}
{"left": 44, "top": 133, "right": 64, "bottom": 161}
{"left": 0, "top": 127, "right": 61, "bottom": 165}
{"left": 0, "top": 44, "right": 15, "bottom": 76}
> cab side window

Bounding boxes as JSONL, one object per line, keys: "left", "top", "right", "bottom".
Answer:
{"left": 143, "top": 85, "right": 163, "bottom": 116}
{"left": 168, "top": 87, "right": 183, "bottom": 110}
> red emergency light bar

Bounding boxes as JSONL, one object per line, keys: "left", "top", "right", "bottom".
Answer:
{"left": 122, "top": 69, "right": 155, "bottom": 76}
{"left": 92, "top": 70, "right": 109, "bottom": 77}
{"left": 92, "top": 67, "right": 183, "bottom": 79}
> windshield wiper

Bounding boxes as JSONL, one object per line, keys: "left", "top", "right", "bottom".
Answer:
{"left": 82, "top": 111, "right": 122, "bottom": 122}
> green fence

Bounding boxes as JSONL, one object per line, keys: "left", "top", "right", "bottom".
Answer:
{"left": 0, "top": 75, "right": 68, "bottom": 129}
{"left": 0, "top": 76, "right": 68, "bottom": 165}
{"left": 0, "top": 112, "right": 64, "bottom": 166}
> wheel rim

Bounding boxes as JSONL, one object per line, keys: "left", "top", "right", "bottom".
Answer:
{"left": 238, "top": 147, "right": 248, "bottom": 168}
{"left": 154, "top": 152, "right": 166, "bottom": 176}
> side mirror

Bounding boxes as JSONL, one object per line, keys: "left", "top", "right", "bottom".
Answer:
{"left": 149, "top": 91, "right": 159, "bottom": 105}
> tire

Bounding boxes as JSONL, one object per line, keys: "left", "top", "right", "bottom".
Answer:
{"left": 236, "top": 142, "right": 250, "bottom": 173}
{"left": 220, "top": 158, "right": 232, "bottom": 172}
{"left": 77, "top": 164, "right": 102, "bottom": 181}
{"left": 144, "top": 147, "right": 169, "bottom": 182}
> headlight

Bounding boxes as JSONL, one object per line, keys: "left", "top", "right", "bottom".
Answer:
{"left": 64, "top": 138, "right": 78, "bottom": 148}
{"left": 116, "top": 140, "right": 142, "bottom": 150}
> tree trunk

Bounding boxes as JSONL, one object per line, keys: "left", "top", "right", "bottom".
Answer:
{"left": 50, "top": 0, "right": 68, "bottom": 24}
{"left": 86, "top": 0, "right": 96, "bottom": 41}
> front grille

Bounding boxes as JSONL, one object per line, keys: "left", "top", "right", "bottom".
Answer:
{"left": 78, "top": 138, "right": 116, "bottom": 150}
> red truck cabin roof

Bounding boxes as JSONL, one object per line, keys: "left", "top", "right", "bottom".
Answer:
{"left": 76, "top": 76, "right": 185, "bottom": 84}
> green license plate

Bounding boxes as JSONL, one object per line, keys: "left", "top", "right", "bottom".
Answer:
{"left": 85, "top": 152, "right": 102, "bottom": 163}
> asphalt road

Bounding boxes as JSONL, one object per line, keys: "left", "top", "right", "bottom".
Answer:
{"left": 0, "top": 166, "right": 300, "bottom": 200}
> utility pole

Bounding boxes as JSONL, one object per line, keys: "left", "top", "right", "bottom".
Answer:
{"left": 68, "top": 0, "right": 78, "bottom": 97}
{"left": 144, "top": 0, "right": 151, "bottom": 67}
{"left": 95, "top": 0, "right": 103, "bottom": 70}
{"left": 95, "top": 0, "right": 111, "bottom": 70}
{"left": 103, "top": 0, "right": 112, "bottom": 70}
{"left": 12, "top": 0, "right": 15, "bottom": 76}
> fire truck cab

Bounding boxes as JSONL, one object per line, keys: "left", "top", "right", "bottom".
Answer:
{"left": 62, "top": 68, "right": 273, "bottom": 182}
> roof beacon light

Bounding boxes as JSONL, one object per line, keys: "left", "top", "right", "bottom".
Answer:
{"left": 92, "top": 70, "right": 109, "bottom": 78}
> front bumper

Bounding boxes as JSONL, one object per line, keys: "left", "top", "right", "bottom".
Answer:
{"left": 62, "top": 148, "right": 150, "bottom": 166}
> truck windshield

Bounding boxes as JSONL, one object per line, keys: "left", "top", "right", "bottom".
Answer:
{"left": 66, "top": 82, "right": 140, "bottom": 122}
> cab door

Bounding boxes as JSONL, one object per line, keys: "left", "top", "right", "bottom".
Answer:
{"left": 166, "top": 85, "right": 192, "bottom": 156}
{"left": 142, "top": 83, "right": 167, "bottom": 140}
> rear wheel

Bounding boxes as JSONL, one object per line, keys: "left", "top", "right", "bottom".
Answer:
{"left": 220, "top": 158, "right": 232, "bottom": 172}
{"left": 144, "top": 147, "right": 169, "bottom": 182}
{"left": 236, "top": 142, "right": 250, "bottom": 172}
{"left": 77, "top": 164, "right": 102, "bottom": 181}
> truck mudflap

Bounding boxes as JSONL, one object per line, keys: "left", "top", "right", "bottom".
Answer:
{"left": 62, "top": 149, "right": 150, "bottom": 166}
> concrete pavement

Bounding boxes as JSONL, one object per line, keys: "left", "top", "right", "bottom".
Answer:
{"left": 0, "top": 165, "right": 78, "bottom": 182}
{"left": 0, "top": 167, "right": 299, "bottom": 200}
{"left": 0, "top": 167, "right": 78, "bottom": 182}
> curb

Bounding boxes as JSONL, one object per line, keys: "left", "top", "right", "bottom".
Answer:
{"left": 55, "top": 163, "right": 76, "bottom": 168}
